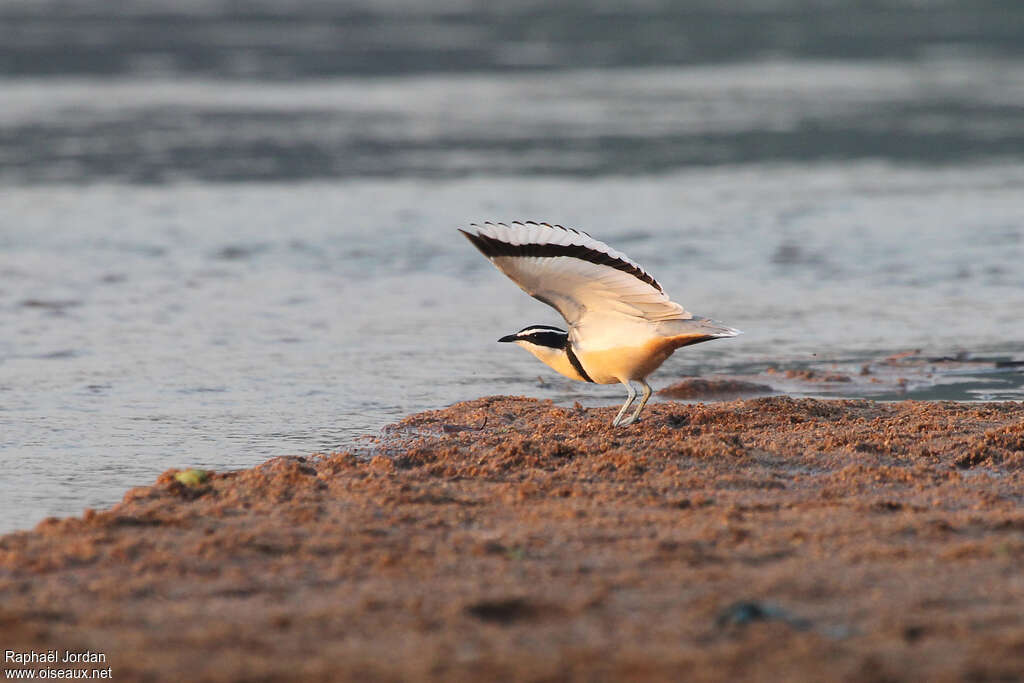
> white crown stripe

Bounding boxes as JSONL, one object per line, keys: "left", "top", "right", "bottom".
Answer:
{"left": 518, "top": 326, "right": 566, "bottom": 335}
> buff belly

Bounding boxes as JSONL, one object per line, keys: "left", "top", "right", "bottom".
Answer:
{"left": 576, "top": 334, "right": 713, "bottom": 384}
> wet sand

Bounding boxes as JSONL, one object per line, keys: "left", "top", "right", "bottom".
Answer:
{"left": 2, "top": 396, "right": 1024, "bottom": 681}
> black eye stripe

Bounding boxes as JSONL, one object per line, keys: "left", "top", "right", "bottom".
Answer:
{"left": 518, "top": 330, "right": 567, "bottom": 349}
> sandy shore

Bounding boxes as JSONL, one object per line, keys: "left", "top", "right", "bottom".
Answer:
{"left": 2, "top": 395, "right": 1024, "bottom": 681}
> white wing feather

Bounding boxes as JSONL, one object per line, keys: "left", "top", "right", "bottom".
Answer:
{"left": 462, "top": 222, "right": 691, "bottom": 330}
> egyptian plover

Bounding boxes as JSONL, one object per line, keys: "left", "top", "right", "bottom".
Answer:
{"left": 461, "top": 221, "right": 740, "bottom": 426}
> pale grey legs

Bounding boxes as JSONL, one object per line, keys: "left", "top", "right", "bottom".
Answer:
{"left": 629, "top": 380, "right": 653, "bottom": 424}
{"left": 611, "top": 379, "right": 652, "bottom": 427}
{"left": 611, "top": 381, "right": 637, "bottom": 427}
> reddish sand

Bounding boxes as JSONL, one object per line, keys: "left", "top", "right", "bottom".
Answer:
{"left": 2, "top": 396, "right": 1024, "bottom": 681}
{"left": 659, "top": 378, "right": 774, "bottom": 398}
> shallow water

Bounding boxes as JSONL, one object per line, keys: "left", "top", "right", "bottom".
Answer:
{"left": 4, "top": 165, "right": 1023, "bottom": 532}
{"left": 2, "top": 1, "right": 1024, "bottom": 533}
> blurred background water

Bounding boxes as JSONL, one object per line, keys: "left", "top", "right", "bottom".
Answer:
{"left": 2, "top": 0, "right": 1023, "bottom": 532}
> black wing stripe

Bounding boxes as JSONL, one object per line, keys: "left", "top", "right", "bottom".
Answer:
{"left": 459, "top": 230, "right": 662, "bottom": 293}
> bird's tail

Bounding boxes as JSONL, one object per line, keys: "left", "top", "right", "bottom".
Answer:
{"left": 655, "top": 316, "right": 742, "bottom": 349}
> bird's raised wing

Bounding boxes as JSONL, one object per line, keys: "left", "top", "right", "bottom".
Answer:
{"left": 460, "top": 221, "right": 691, "bottom": 328}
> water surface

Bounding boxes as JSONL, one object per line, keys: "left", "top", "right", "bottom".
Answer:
{"left": 2, "top": 1, "right": 1024, "bottom": 533}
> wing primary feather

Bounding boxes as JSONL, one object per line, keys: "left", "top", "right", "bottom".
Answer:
{"left": 459, "top": 229, "right": 490, "bottom": 257}
{"left": 460, "top": 227, "right": 663, "bottom": 293}
{"left": 461, "top": 222, "right": 691, "bottom": 327}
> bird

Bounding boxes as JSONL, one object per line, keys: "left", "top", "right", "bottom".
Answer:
{"left": 460, "top": 221, "right": 740, "bottom": 426}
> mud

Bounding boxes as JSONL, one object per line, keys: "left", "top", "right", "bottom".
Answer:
{"left": 659, "top": 378, "right": 775, "bottom": 399}
{"left": 2, "top": 396, "right": 1024, "bottom": 681}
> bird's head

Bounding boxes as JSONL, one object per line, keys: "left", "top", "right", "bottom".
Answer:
{"left": 498, "top": 325, "right": 568, "bottom": 351}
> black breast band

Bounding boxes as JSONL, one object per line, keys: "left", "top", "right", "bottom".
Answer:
{"left": 565, "top": 345, "right": 595, "bottom": 383}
